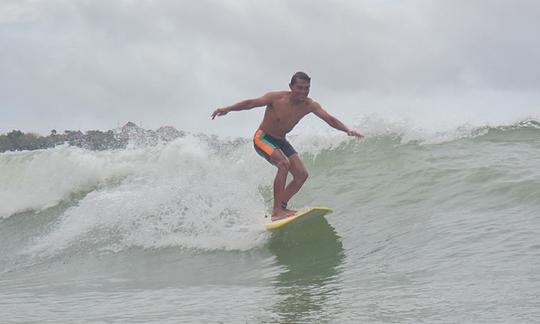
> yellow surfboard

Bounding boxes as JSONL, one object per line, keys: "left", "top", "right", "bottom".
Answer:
{"left": 264, "top": 207, "right": 333, "bottom": 230}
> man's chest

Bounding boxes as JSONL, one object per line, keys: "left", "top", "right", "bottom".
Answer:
{"left": 271, "top": 101, "right": 310, "bottom": 121}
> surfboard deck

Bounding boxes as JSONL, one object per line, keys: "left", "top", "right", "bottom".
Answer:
{"left": 264, "top": 207, "right": 332, "bottom": 230}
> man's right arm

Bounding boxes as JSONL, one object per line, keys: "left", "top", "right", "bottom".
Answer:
{"left": 211, "top": 92, "right": 278, "bottom": 119}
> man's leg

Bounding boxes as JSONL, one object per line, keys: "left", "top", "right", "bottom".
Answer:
{"left": 270, "top": 150, "right": 295, "bottom": 220}
{"left": 281, "top": 153, "right": 309, "bottom": 207}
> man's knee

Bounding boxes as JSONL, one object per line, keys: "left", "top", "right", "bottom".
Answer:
{"left": 296, "top": 169, "right": 308, "bottom": 183}
{"left": 275, "top": 158, "right": 290, "bottom": 171}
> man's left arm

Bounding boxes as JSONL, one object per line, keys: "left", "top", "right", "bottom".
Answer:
{"left": 312, "top": 102, "right": 363, "bottom": 139}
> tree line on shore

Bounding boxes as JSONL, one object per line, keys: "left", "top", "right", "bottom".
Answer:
{"left": 0, "top": 122, "right": 185, "bottom": 153}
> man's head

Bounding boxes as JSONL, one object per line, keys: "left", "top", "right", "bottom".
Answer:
{"left": 290, "top": 71, "right": 311, "bottom": 86}
{"left": 289, "top": 71, "right": 311, "bottom": 103}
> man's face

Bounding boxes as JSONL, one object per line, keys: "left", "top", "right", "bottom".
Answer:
{"left": 289, "top": 79, "right": 310, "bottom": 102}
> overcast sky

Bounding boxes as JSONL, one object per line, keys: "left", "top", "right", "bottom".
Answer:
{"left": 1, "top": 0, "right": 539, "bottom": 137}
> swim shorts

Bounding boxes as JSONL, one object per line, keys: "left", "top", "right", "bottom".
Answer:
{"left": 253, "top": 129, "right": 297, "bottom": 164}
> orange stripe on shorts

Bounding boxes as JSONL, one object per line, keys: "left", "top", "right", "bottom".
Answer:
{"left": 254, "top": 129, "right": 275, "bottom": 156}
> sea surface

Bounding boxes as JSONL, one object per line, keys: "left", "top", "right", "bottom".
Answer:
{"left": 1, "top": 120, "right": 539, "bottom": 323}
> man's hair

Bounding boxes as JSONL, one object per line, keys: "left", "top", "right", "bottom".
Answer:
{"left": 290, "top": 71, "right": 311, "bottom": 85}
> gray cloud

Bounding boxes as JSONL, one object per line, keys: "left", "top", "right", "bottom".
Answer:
{"left": 1, "top": 0, "right": 539, "bottom": 135}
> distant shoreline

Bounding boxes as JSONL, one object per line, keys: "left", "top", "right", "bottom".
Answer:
{"left": 0, "top": 122, "right": 185, "bottom": 153}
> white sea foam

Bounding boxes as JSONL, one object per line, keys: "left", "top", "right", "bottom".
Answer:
{"left": 0, "top": 145, "right": 138, "bottom": 219}
{"left": 22, "top": 135, "right": 270, "bottom": 256}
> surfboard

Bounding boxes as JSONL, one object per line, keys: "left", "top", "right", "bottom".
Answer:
{"left": 264, "top": 207, "right": 333, "bottom": 230}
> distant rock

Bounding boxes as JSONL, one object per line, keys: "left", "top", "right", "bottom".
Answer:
{"left": 116, "top": 122, "right": 185, "bottom": 146}
{"left": 156, "top": 126, "right": 186, "bottom": 141}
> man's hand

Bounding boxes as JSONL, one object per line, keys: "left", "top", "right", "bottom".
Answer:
{"left": 347, "top": 130, "right": 364, "bottom": 139}
{"left": 211, "top": 107, "right": 229, "bottom": 120}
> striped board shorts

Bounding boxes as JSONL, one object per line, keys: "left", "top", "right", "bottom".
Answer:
{"left": 253, "top": 129, "right": 297, "bottom": 164}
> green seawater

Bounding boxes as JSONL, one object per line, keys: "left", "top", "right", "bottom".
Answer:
{"left": 1, "top": 124, "right": 539, "bottom": 323}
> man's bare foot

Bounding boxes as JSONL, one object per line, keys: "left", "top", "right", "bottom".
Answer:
{"left": 271, "top": 209, "right": 297, "bottom": 221}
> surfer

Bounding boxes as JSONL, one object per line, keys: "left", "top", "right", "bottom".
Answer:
{"left": 212, "top": 72, "right": 363, "bottom": 221}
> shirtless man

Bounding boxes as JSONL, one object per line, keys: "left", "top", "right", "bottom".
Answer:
{"left": 212, "top": 72, "right": 363, "bottom": 221}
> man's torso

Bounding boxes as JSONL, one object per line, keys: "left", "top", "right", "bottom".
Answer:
{"left": 258, "top": 91, "right": 314, "bottom": 138}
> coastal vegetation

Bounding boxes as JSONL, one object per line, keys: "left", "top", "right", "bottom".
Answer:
{"left": 0, "top": 122, "right": 185, "bottom": 153}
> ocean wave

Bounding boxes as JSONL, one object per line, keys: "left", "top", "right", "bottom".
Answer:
{"left": 1, "top": 120, "right": 539, "bottom": 265}
{"left": 348, "top": 116, "right": 540, "bottom": 145}
{"left": 1, "top": 135, "right": 270, "bottom": 267}
{"left": 2, "top": 119, "right": 539, "bottom": 218}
